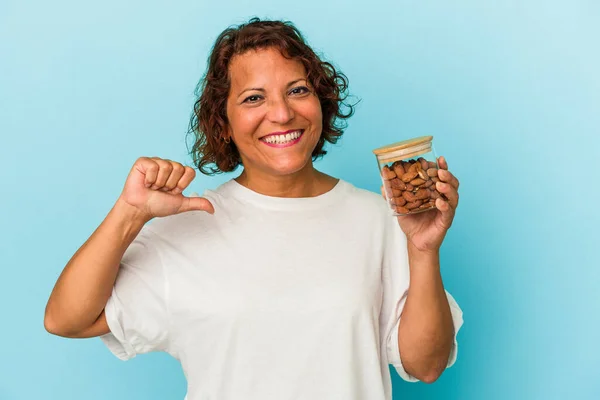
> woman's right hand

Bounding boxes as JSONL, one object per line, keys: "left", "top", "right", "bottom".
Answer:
{"left": 118, "top": 157, "right": 215, "bottom": 221}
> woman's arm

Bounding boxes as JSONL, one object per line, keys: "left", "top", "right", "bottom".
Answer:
{"left": 397, "top": 242, "right": 455, "bottom": 383}
{"left": 44, "top": 199, "right": 148, "bottom": 338}
{"left": 393, "top": 155, "right": 460, "bottom": 383}
{"left": 44, "top": 157, "right": 213, "bottom": 338}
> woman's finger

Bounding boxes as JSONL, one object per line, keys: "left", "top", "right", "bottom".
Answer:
{"left": 436, "top": 181, "right": 459, "bottom": 209}
{"left": 141, "top": 159, "right": 160, "bottom": 188}
{"left": 150, "top": 157, "right": 174, "bottom": 190}
{"left": 438, "top": 156, "right": 448, "bottom": 170}
{"left": 438, "top": 168, "right": 460, "bottom": 190}
{"left": 170, "top": 166, "right": 197, "bottom": 195}
{"left": 435, "top": 197, "right": 455, "bottom": 229}
{"left": 162, "top": 162, "right": 186, "bottom": 191}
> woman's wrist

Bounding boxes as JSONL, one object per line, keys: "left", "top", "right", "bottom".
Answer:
{"left": 109, "top": 198, "right": 151, "bottom": 239}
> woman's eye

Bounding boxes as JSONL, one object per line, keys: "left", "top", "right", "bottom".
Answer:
{"left": 243, "top": 95, "right": 262, "bottom": 103}
{"left": 243, "top": 87, "right": 309, "bottom": 103}
{"left": 290, "top": 86, "right": 309, "bottom": 95}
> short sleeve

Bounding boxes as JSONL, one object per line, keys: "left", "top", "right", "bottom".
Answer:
{"left": 99, "top": 225, "right": 170, "bottom": 361}
{"left": 379, "top": 214, "right": 464, "bottom": 382}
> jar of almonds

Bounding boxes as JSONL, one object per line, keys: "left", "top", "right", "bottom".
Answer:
{"left": 373, "top": 136, "right": 444, "bottom": 216}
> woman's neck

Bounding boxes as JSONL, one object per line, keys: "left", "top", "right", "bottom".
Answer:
{"left": 234, "top": 164, "right": 338, "bottom": 198}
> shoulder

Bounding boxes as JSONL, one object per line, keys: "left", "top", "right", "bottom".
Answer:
{"left": 336, "top": 180, "right": 396, "bottom": 233}
{"left": 340, "top": 180, "right": 390, "bottom": 215}
{"left": 141, "top": 180, "right": 235, "bottom": 243}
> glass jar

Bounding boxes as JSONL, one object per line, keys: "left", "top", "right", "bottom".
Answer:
{"left": 373, "top": 135, "right": 444, "bottom": 216}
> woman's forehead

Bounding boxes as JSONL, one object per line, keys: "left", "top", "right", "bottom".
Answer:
{"left": 229, "top": 48, "right": 307, "bottom": 87}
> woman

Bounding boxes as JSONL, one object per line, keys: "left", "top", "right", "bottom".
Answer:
{"left": 44, "top": 18, "right": 463, "bottom": 400}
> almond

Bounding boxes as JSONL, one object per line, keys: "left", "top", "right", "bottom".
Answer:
{"left": 415, "top": 189, "right": 431, "bottom": 200}
{"left": 393, "top": 196, "right": 407, "bottom": 206}
{"left": 401, "top": 171, "right": 419, "bottom": 182}
{"left": 427, "top": 168, "right": 438, "bottom": 177}
{"left": 405, "top": 200, "right": 423, "bottom": 210}
{"left": 395, "top": 205, "right": 409, "bottom": 214}
{"left": 410, "top": 178, "right": 426, "bottom": 186}
{"left": 391, "top": 179, "right": 406, "bottom": 190}
{"left": 402, "top": 191, "right": 417, "bottom": 202}
{"left": 381, "top": 166, "right": 396, "bottom": 180}
{"left": 392, "top": 161, "right": 405, "bottom": 176}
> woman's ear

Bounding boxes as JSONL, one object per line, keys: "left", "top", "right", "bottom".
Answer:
{"left": 223, "top": 126, "right": 232, "bottom": 144}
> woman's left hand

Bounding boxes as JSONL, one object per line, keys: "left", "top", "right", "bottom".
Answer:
{"left": 394, "top": 156, "right": 459, "bottom": 253}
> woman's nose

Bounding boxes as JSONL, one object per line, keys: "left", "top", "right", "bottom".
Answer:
{"left": 266, "top": 97, "right": 295, "bottom": 124}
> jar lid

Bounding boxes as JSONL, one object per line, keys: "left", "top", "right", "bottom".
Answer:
{"left": 372, "top": 135, "right": 433, "bottom": 156}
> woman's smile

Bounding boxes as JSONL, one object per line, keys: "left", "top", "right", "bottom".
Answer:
{"left": 259, "top": 129, "right": 305, "bottom": 148}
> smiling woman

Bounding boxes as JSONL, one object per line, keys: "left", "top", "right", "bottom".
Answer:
{"left": 187, "top": 18, "right": 355, "bottom": 187}
{"left": 225, "top": 47, "right": 323, "bottom": 182}
{"left": 44, "top": 16, "right": 463, "bottom": 400}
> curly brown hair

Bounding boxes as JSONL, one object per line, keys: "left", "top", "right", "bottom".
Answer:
{"left": 187, "top": 17, "right": 357, "bottom": 175}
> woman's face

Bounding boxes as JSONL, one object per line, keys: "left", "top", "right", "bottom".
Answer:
{"left": 225, "top": 47, "right": 323, "bottom": 178}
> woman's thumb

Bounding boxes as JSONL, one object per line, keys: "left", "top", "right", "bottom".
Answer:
{"left": 179, "top": 194, "right": 215, "bottom": 214}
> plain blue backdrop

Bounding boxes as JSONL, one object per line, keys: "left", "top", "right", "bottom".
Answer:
{"left": 1, "top": 1, "right": 598, "bottom": 399}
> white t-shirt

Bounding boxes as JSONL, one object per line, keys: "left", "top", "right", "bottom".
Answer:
{"left": 100, "top": 178, "right": 463, "bottom": 400}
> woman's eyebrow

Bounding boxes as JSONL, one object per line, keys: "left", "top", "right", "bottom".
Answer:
{"left": 237, "top": 78, "right": 307, "bottom": 97}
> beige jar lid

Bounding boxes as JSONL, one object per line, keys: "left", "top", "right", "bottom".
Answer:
{"left": 373, "top": 136, "right": 433, "bottom": 162}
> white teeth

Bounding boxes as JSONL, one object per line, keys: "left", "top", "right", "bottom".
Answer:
{"left": 262, "top": 130, "right": 302, "bottom": 144}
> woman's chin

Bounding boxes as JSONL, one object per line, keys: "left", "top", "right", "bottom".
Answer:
{"left": 266, "top": 157, "right": 313, "bottom": 176}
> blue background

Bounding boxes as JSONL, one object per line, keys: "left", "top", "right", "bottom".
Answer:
{"left": 1, "top": 1, "right": 598, "bottom": 399}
